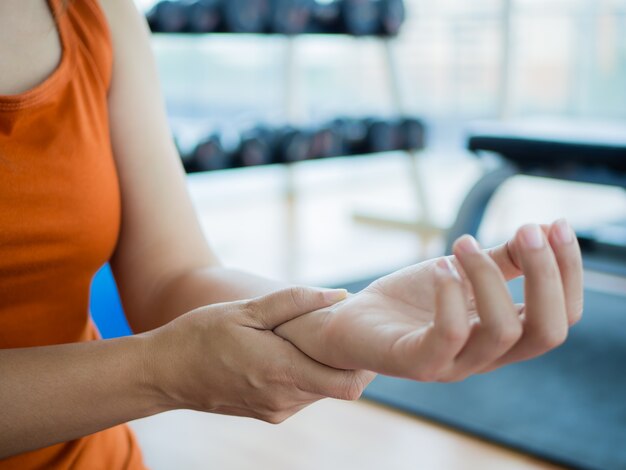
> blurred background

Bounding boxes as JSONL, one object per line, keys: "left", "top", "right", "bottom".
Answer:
{"left": 102, "top": 1, "right": 626, "bottom": 469}
{"left": 124, "top": 0, "right": 626, "bottom": 287}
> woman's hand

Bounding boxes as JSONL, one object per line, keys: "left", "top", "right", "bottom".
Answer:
{"left": 144, "top": 287, "right": 374, "bottom": 424}
{"left": 276, "top": 220, "right": 583, "bottom": 382}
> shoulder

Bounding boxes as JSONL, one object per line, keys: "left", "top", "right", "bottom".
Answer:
{"left": 97, "top": 0, "right": 149, "bottom": 35}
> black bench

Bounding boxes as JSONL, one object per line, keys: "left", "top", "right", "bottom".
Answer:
{"left": 446, "top": 119, "right": 626, "bottom": 269}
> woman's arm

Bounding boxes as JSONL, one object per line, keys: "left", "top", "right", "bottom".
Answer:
{"left": 0, "top": 287, "right": 361, "bottom": 459}
{"left": 101, "top": 0, "right": 299, "bottom": 332}
{"left": 0, "top": 335, "right": 160, "bottom": 459}
{"left": 100, "top": 1, "right": 583, "bottom": 384}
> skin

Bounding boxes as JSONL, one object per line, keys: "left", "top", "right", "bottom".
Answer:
{"left": 0, "top": 0, "right": 584, "bottom": 460}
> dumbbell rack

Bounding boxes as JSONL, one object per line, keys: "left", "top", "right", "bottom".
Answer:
{"left": 279, "top": 35, "right": 443, "bottom": 279}
{"left": 153, "top": 29, "right": 443, "bottom": 279}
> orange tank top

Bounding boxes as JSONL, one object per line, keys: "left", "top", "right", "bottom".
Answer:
{"left": 0, "top": 1, "right": 146, "bottom": 468}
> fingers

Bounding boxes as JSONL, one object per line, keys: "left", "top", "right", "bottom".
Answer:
{"left": 448, "top": 236, "right": 522, "bottom": 376}
{"left": 547, "top": 219, "right": 584, "bottom": 325}
{"left": 243, "top": 287, "right": 348, "bottom": 330}
{"left": 407, "top": 258, "right": 470, "bottom": 381}
{"left": 487, "top": 224, "right": 551, "bottom": 281}
{"left": 480, "top": 223, "right": 572, "bottom": 368}
{"left": 288, "top": 349, "right": 375, "bottom": 401}
{"left": 516, "top": 224, "right": 569, "bottom": 349}
{"left": 485, "top": 220, "right": 582, "bottom": 327}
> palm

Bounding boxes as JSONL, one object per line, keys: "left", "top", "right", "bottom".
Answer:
{"left": 278, "top": 223, "right": 581, "bottom": 383}
{"left": 319, "top": 259, "right": 469, "bottom": 375}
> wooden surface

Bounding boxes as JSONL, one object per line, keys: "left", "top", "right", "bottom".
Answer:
{"left": 130, "top": 398, "right": 563, "bottom": 470}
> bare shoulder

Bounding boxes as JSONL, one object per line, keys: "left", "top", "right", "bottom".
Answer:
{"left": 97, "top": 0, "right": 149, "bottom": 38}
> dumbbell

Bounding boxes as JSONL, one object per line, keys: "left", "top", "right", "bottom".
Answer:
{"left": 222, "top": 0, "right": 271, "bottom": 33}
{"left": 363, "top": 117, "right": 403, "bottom": 153}
{"left": 379, "top": 0, "right": 405, "bottom": 36}
{"left": 190, "top": 134, "right": 234, "bottom": 172}
{"left": 146, "top": 0, "right": 189, "bottom": 33}
{"left": 340, "top": 0, "right": 380, "bottom": 36}
{"left": 309, "top": 0, "right": 342, "bottom": 33}
{"left": 269, "top": 0, "right": 314, "bottom": 35}
{"left": 330, "top": 117, "right": 368, "bottom": 155}
{"left": 308, "top": 123, "right": 345, "bottom": 159}
{"left": 398, "top": 117, "right": 425, "bottom": 151}
{"left": 232, "top": 126, "right": 275, "bottom": 167}
{"left": 310, "top": 0, "right": 378, "bottom": 36}
{"left": 271, "top": 126, "right": 313, "bottom": 163}
{"left": 186, "top": 0, "right": 222, "bottom": 33}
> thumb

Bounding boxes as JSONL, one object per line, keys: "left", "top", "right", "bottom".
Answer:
{"left": 243, "top": 287, "right": 348, "bottom": 330}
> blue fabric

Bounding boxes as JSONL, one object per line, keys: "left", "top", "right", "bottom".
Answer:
{"left": 338, "top": 278, "right": 626, "bottom": 470}
{"left": 89, "top": 264, "right": 132, "bottom": 339}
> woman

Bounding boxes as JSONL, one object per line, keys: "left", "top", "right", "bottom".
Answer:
{"left": 0, "top": 0, "right": 583, "bottom": 468}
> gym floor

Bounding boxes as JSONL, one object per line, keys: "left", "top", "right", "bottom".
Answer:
{"left": 129, "top": 140, "right": 626, "bottom": 469}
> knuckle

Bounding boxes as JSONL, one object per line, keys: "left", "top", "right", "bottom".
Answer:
{"left": 263, "top": 412, "right": 289, "bottom": 425}
{"left": 337, "top": 374, "right": 366, "bottom": 401}
{"left": 438, "top": 372, "right": 467, "bottom": 384}
{"left": 243, "top": 298, "right": 262, "bottom": 318}
{"left": 287, "top": 287, "right": 307, "bottom": 309}
{"left": 264, "top": 399, "right": 287, "bottom": 416}
{"left": 488, "top": 322, "right": 523, "bottom": 348}
{"left": 412, "top": 362, "right": 448, "bottom": 382}
{"left": 437, "top": 324, "right": 468, "bottom": 344}
{"left": 413, "top": 367, "right": 439, "bottom": 383}
{"left": 536, "top": 327, "right": 568, "bottom": 350}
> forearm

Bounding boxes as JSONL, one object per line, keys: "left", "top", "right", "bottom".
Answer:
{"left": 137, "top": 266, "right": 290, "bottom": 332}
{"left": 139, "top": 266, "right": 347, "bottom": 369}
{"left": 0, "top": 334, "right": 165, "bottom": 459}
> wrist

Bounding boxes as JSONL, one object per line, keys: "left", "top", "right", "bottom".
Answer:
{"left": 134, "top": 331, "right": 179, "bottom": 414}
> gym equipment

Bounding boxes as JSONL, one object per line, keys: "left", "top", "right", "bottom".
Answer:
{"left": 270, "top": 0, "right": 314, "bottom": 35}
{"left": 146, "top": 0, "right": 188, "bottom": 33}
{"left": 190, "top": 134, "right": 234, "bottom": 172}
{"left": 310, "top": 0, "right": 406, "bottom": 36}
{"left": 147, "top": 0, "right": 406, "bottom": 35}
{"left": 186, "top": 0, "right": 222, "bottom": 33}
{"left": 308, "top": 124, "right": 345, "bottom": 159}
{"left": 379, "top": 0, "right": 406, "bottom": 36}
{"left": 232, "top": 126, "right": 275, "bottom": 167}
{"left": 271, "top": 126, "right": 313, "bottom": 163}
{"left": 222, "top": 0, "right": 271, "bottom": 33}
{"left": 148, "top": 0, "right": 270, "bottom": 34}
{"left": 340, "top": 0, "right": 380, "bottom": 36}
{"left": 330, "top": 117, "right": 368, "bottom": 155}
{"left": 445, "top": 119, "right": 626, "bottom": 260}
{"left": 363, "top": 117, "right": 402, "bottom": 153}
{"left": 309, "top": 0, "right": 380, "bottom": 36}
{"left": 398, "top": 116, "right": 425, "bottom": 151}
{"left": 309, "top": 0, "right": 342, "bottom": 33}
{"left": 178, "top": 116, "right": 426, "bottom": 172}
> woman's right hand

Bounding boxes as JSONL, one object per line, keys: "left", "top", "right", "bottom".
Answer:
{"left": 143, "top": 287, "right": 375, "bottom": 423}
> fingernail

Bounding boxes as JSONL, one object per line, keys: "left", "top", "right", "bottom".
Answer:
{"left": 521, "top": 224, "right": 545, "bottom": 249}
{"left": 456, "top": 235, "right": 481, "bottom": 254}
{"left": 554, "top": 219, "right": 573, "bottom": 244}
{"left": 435, "top": 258, "right": 461, "bottom": 281}
{"left": 323, "top": 289, "right": 348, "bottom": 303}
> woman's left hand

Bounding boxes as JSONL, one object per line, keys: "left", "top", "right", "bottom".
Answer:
{"left": 276, "top": 220, "right": 583, "bottom": 382}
